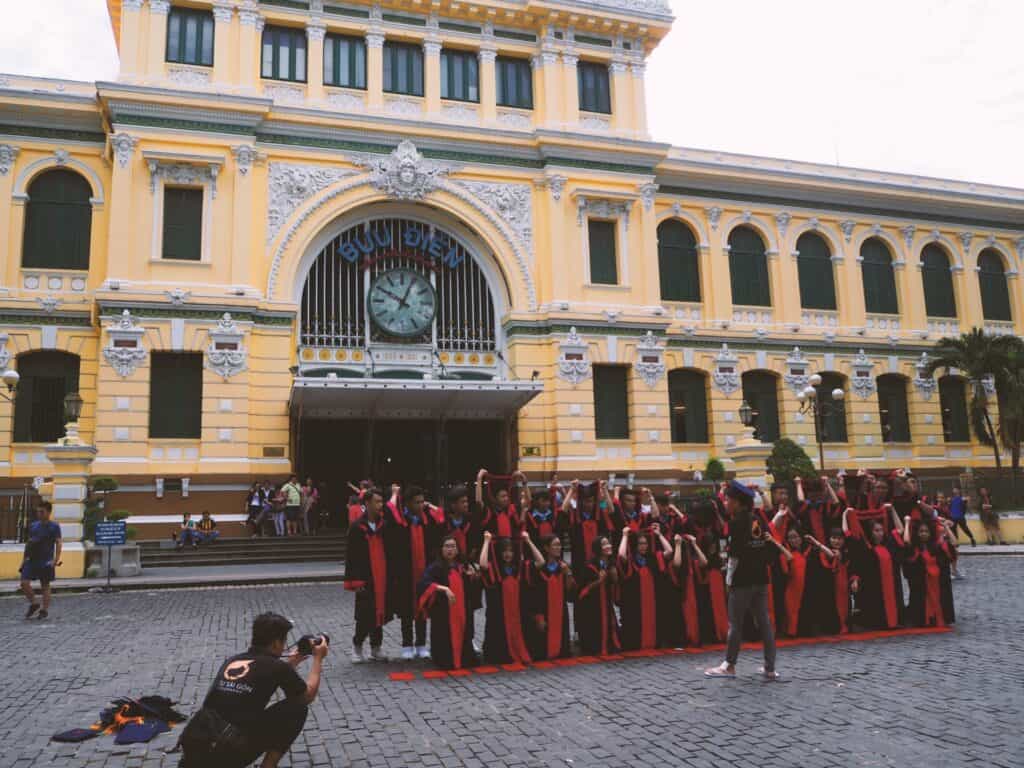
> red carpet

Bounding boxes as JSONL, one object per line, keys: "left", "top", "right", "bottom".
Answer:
{"left": 388, "top": 625, "right": 952, "bottom": 682}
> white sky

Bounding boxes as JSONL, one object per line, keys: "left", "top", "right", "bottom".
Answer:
{"left": 1, "top": 0, "right": 1022, "bottom": 188}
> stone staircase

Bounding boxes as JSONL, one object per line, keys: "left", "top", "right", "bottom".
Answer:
{"left": 139, "top": 532, "right": 347, "bottom": 569}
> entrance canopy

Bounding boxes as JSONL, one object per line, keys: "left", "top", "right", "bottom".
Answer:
{"left": 289, "top": 376, "right": 543, "bottom": 420}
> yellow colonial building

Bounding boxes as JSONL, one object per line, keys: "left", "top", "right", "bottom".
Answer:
{"left": 0, "top": 0, "right": 1022, "bottom": 566}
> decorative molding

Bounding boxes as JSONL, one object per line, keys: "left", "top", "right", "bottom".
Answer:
{"left": 306, "top": 21, "right": 326, "bottom": 42}
{"left": 266, "top": 162, "right": 356, "bottom": 244}
{"left": 576, "top": 196, "right": 631, "bottom": 228}
{"left": 327, "top": 91, "right": 365, "bottom": 110}
{"left": 775, "top": 212, "right": 791, "bottom": 239}
{"left": 913, "top": 352, "right": 936, "bottom": 401}
{"left": 147, "top": 158, "right": 221, "bottom": 198}
{"left": 957, "top": 231, "right": 973, "bottom": 254}
{"left": 0, "top": 144, "right": 18, "bottom": 176}
{"left": 365, "top": 31, "right": 385, "bottom": 49}
{"left": 712, "top": 343, "right": 740, "bottom": 395}
{"left": 0, "top": 333, "right": 10, "bottom": 371}
{"left": 231, "top": 145, "right": 260, "bottom": 176}
{"left": 496, "top": 109, "right": 532, "bottom": 130}
{"left": 579, "top": 114, "right": 611, "bottom": 132}
{"left": 37, "top": 296, "right": 60, "bottom": 313}
{"left": 784, "top": 346, "right": 811, "bottom": 396}
{"left": 706, "top": 206, "right": 722, "bottom": 231}
{"left": 165, "top": 288, "right": 191, "bottom": 305}
{"left": 149, "top": 0, "right": 171, "bottom": 14}
{"left": 638, "top": 183, "right": 658, "bottom": 212}
{"left": 54, "top": 149, "right": 69, "bottom": 166}
{"left": 263, "top": 83, "right": 305, "bottom": 105}
{"left": 110, "top": 133, "right": 138, "bottom": 169}
{"left": 457, "top": 180, "right": 533, "bottom": 259}
{"left": 839, "top": 220, "right": 856, "bottom": 243}
{"left": 634, "top": 330, "right": 665, "bottom": 387}
{"left": 212, "top": 1, "right": 234, "bottom": 23}
{"left": 361, "top": 140, "right": 449, "bottom": 201}
{"left": 544, "top": 174, "right": 567, "bottom": 202}
{"left": 557, "top": 326, "right": 591, "bottom": 385}
{"left": 206, "top": 313, "right": 248, "bottom": 380}
{"left": 103, "top": 310, "right": 147, "bottom": 378}
{"left": 441, "top": 103, "right": 478, "bottom": 124}
{"left": 238, "top": 1, "right": 261, "bottom": 26}
{"left": 850, "top": 349, "right": 876, "bottom": 399}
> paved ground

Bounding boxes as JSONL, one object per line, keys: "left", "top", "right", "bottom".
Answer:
{"left": 0, "top": 557, "right": 1019, "bottom": 768}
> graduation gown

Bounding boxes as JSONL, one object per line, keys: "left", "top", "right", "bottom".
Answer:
{"left": 693, "top": 562, "right": 729, "bottom": 643}
{"left": 523, "top": 507, "right": 561, "bottom": 549}
{"left": 567, "top": 508, "right": 612, "bottom": 579}
{"left": 618, "top": 552, "right": 665, "bottom": 651}
{"left": 524, "top": 560, "right": 574, "bottom": 660}
{"left": 817, "top": 545, "right": 854, "bottom": 635}
{"left": 417, "top": 562, "right": 479, "bottom": 670}
{"left": 344, "top": 515, "right": 393, "bottom": 628}
{"left": 481, "top": 562, "right": 532, "bottom": 666}
{"left": 779, "top": 546, "right": 811, "bottom": 637}
{"left": 904, "top": 541, "right": 953, "bottom": 627}
{"left": 575, "top": 559, "right": 621, "bottom": 656}
{"left": 384, "top": 500, "right": 435, "bottom": 620}
{"left": 668, "top": 552, "right": 701, "bottom": 648}
{"left": 849, "top": 533, "right": 904, "bottom": 630}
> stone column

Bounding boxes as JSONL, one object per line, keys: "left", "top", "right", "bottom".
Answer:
{"left": 609, "top": 60, "right": 630, "bottom": 134}
{"left": 212, "top": 1, "right": 234, "bottom": 86}
{"left": 306, "top": 19, "right": 326, "bottom": 103}
{"left": 725, "top": 427, "right": 773, "bottom": 488}
{"left": 107, "top": 133, "right": 139, "bottom": 282}
{"left": 147, "top": 0, "right": 171, "bottom": 83}
{"left": 117, "top": 0, "right": 146, "bottom": 81}
{"left": 561, "top": 51, "right": 580, "bottom": 129}
{"left": 536, "top": 50, "right": 561, "bottom": 128}
{"left": 230, "top": 146, "right": 258, "bottom": 288}
{"left": 366, "top": 30, "right": 385, "bottom": 110}
{"left": 631, "top": 60, "right": 648, "bottom": 138}
{"left": 237, "top": 2, "right": 263, "bottom": 94}
{"left": 0, "top": 144, "right": 18, "bottom": 287}
{"left": 479, "top": 45, "right": 498, "bottom": 124}
{"left": 41, "top": 443, "right": 98, "bottom": 579}
{"left": 424, "top": 38, "right": 442, "bottom": 117}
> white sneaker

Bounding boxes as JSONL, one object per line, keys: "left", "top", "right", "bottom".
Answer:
{"left": 415, "top": 646, "right": 430, "bottom": 659}
{"left": 472, "top": 639, "right": 481, "bottom": 654}
{"left": 757, "top": 666, "right": 780, "bottom": 681}
{"left": 351, "top": 643, "right": 366, "bottom": 664}
{"left": 401, "top": 646, "right": 415, "bottom": 660}
{"left": 370, "top": 645, "right": 388, "bottom": 662}
{"left": 704, "top": 662, "right": 736, "bottom": 678}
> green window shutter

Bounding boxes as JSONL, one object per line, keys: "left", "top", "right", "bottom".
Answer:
{"left": 860, "top": 238, "right": 899, "bottom": 314}
{"left": 593, "top": 365, "right": 629, "bottom": 439}
{"left": 657, "top": 220, "right": 700, "bottom": 302}
{"left": 440, "top": 49, "right": 479, "bottom": 102}
{"left": 22, "top": 169, "right": 92, "bottom": 270}
{"left": 588, "top": 219, "right": 618, "bottom": 285}
{"left": 728, "top": 226, "right": 770, "bottom": 307}
{"left": 939, "top": 376, "right": 970, "bottom": 442}
{"left": 261, "top": 25, "right": 307, "bottom": 82}
{"left": 815, "top": 373, "right": 848, "bottom": 443}
{"left": 383, "top": 41, "right": 424, "bottom": 95}
{"left": 920, "top": 244, "right": 957, "bottom": 318}
{"left": 496, "top": 57, "right": 532, "bottom": 109}
{"left": 741, "top": 372, "right": 780, "bottom": 443}
{"left": 162, "top": 187, "right": 203, "bottom": 261}
{"left": 877, "top": 375, "right": 911, "bottom": 443}
{"left": 166, "top": 7, "right": 214, "bottom": 67}
{"left": 149, "top": 353, "right": 204, "bottom": 439}
{"left": 577, "top": 61, "right": 611, "bottom": 114}
{"left": 978, "top": 250, "right": 1012, "bottom": 321}
{"left": 796, "top": 232, "right": 837, "bottom": 310}
{"left": 12, "top": 351, "right": 81, "bottom": 443}
{"left": 668, "top": 369, "right": 708, "bottom": 443}
{"left": 324, "top": 34, "right": 366, "bottom": 89}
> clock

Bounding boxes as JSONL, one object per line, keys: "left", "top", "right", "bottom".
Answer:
{"left": 368, "top": 268, "right": 437, "bottom": 338}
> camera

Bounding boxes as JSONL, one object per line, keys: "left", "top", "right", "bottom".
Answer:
{"left": 296, "top": 633, "right": 330, "bottom": 655}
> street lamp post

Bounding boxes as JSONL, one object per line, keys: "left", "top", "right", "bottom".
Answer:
{"left": 795, "top": 373, "right": 845, "bottom": 472}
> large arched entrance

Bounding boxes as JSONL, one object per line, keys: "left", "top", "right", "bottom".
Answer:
{"left": 289, "top": 208, "right": 540, "bottom": 497}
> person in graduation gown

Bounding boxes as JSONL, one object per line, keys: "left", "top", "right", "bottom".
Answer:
{"left": 440, "top": 485, "right": 483, "bottom": 563}
{"left": 478, "top": 532, "right": 532, "bottom": 666}
{"left": 612, "top": 486, "right": 645, "bottom": 540}
{"left": 522, "top": 532, "right": 576, "bottom": 661}
{"left": 790, "top": 530, "right": 841, "bottom": 637}
{"left": 344, "top": 488, "right": 393, "bottom": 663}
{"left": 902, "top": 516, "right": 956, "bottom": 627}
{"left": 564, "top": 480, "right": 613, "bottom": 580}
{"left": 688, "top": 499, "right": 729, "bottom": 644}
{"left": 617, "top": 526, "right": 673, "bottom": 651}
{"left": 476, "top": 468, "right": 522, "bottom": 540}
{"left": 417, "top": 535, "right": 480, "bottom": 670}
{"left": 521, "top": 487, "right": 562, "bottom": 549}
{"left": 385, "top": 484, "right": 438, "bottom": 660}
{"left": 815, "top": 525, "right": 858, "bottom": 635}
{"left": 668, "top": 532, "right": 708, "bottom": 648}
{"left": 847, "top": 509, "right": 905, "bottom": 630}
{"left": 793, "top": 476, "right": 843, "bottom": 543}
{"left": 574, "top": 535, "right": 621, "bottom": 656}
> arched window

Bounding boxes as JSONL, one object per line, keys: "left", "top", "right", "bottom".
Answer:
{"left": 796, "top": 232, "right": 837, "bottom": 310}
{"left": 860, "top": 237, "right": 898, "bottom": 314}
{"left": 920, "top": 244, "right": 957, "bottom": 318}
{"left": 22, "top": 169, "right": 92, "bottom": 270}
{"left": 12, "top": 351, "right": 81, "bottom": 443}
{"left": 816, "top": 372, "right": 848, "bottom": 443}
{"left": 978, "top": 249, "right": 1012, "bottom": 321}
{"left": 741, "top": 371, "right": 779, "bottom": 443}
{"left": 657, "top": 220, "right": 701, "bottom": 302}
{"left": 728, "top": 226, "right": 771, "bottom": 307}
{"left": 938, "top": 375, "right": 970, "bottom": 443}
{"left": 668, "top": 369, "right": 708, "bottom": 443}
{"left": 877, "top": 374, "right": 911, "bottom": 443}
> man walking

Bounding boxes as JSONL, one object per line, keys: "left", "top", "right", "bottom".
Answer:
{"left": 948, "top": 487, "right": 976, "bottom": 547}
{"left": 705, "top": 480, "right": 789, "bottom": 681}
{"left": 19, "top": 501, "right": 62, "bottom": 620}
{"left": 281, "top": 474, "right": 303, "bottom": 537}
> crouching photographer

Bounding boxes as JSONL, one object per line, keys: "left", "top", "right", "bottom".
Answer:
{"left": 179, "top": 612, "right": 328, "bottom": 768}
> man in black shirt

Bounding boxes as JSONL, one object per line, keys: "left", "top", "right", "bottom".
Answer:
{"left": 705, "top": 480, "right": 788, "bottom": 681}
{"left": 200, "top": 612, "right": 328, "bottom": 767}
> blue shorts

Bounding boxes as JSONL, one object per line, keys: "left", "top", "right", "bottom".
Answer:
{"left": 20, "top": 561, "right": 55, "bottom": 584}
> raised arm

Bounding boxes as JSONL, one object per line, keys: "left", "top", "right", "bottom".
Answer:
{"left": 822, "top": 475, "right": 840, "bottom": 505}
{"left": 600, "top": 479, "right": 614, "bottom": 510}
{"left": 672, "top": 535, "right": 684, "bottom": 569}
{"left": 618, "top": 527, "right": 631, "bottom": 561}
{"left": 794, "top": 476, "right": 805, "bottom": 504}
{"left": 686, "top": 535, "right": 708, "bottom": 568}
{"left": 562, "top": 481, "right": 577, "bottom": 512}
{"left": 520, "top": 530, "right": 545, "bottom": 567}
{"left": 805, "top": 535, "right": 835, "bottom": 560}
{"left": 480, "top": 531, "right": 492, "bottom": 570}
{"left": 655, "top": 529, "right": 674, "bottom": 557}
{"left": 514, "top": 471, "right": 532, "bottom": 508}
{"left": 475, "top": 468, "right": 487, "bottom": 506}
{"left": 902, "top": 514, "right": 912, "bottom": 547}
{"left": 842, "top": 507, "right": 853, "bottom": 536}
{"left": 767, "top": 530, "right": 793, "bottom": 561}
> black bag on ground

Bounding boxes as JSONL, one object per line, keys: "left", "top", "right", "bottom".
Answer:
{"left": 176, "top": 706, "right": 249, "bottom": 765}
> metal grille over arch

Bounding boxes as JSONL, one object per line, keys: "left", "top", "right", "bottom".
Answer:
{"left": 299, "top": 216, "right": 497, "bottom": 353}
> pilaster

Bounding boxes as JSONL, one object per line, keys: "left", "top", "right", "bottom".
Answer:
{"left": 238, "top": 2, "right": 263, "bottom": 94}
{"left": 146, "top": 0, "right": 171, "bottom": 83}
{"left": 212, "top": 1, "right": 235, "bottom": 86}
{"left": 536, "top": 50, "right": 562, "bottom": 128}
{"left": 306, "top": 20, "right": 327, "bottom": 103}
{"left": 609, "top": 60, "right": 630, "bottom": 135}
{"left": 479, "top": 46, "right": 498, "bottom": 124}
{"left": 424, "top": 38, "right": 442, "bottom": 117}
{"left": 561, "top": 51, "right": 580, "bottom": 129}
{"left": 366, "top": 31, "right": 384, "bottom": 110}
{"left": 630, "top": 60, "right": 648, "bottom": 138}
{"left": 118, "top": 0, "right": 146, "bottom": 81}
{"left": 0, "top": 144, "right": 18, "bottom": 286}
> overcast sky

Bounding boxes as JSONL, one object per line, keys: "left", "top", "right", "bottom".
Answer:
{"left": 1, "top": 0, "right": 1021, "bottom": 188}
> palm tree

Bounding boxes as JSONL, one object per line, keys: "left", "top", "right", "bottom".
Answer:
{"left": 922, "top": 329, "right": 1024, "bottom": 478}
{"left": 997, "top": 346, "right": 1024, "bottom": 504}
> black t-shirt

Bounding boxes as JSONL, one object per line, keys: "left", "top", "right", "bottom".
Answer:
{"left": 204, "top": 649, "right": 307, "bottom": 725}
{"left": 730, "top": 510, "right": 772, "bottom": 588}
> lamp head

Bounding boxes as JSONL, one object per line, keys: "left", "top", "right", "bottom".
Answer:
{"left": 2, "top": 369, "right": 19, "bottom": 391}
{"left": 796, "top": 391, "right": 807, "bottom": 404}
{"left": 802, "top": 385, "right": 817, "bottom": 398}
{"left": 738, "top": 399, "right": 753, "bottom": 427}
{"left": 808, "top": 373, "right": 822, "bottom": 386}
{"left": 831, "top": 388, "right": 845, "bottom": 401}
{"left": 63, "top": 391, "right": 84, "bottom": 422}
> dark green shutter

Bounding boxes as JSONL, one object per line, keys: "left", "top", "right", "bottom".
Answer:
{"left": 578, "top": 61, "right": 610, "bottom": 114}
{"left": 796, "top": 232, "right": 837, "bottom": 310}
{"left": 384, "top": 41, "right": 424, "bottom": 95}
{"left": 668, "top": 369, "right": 708, "bottom": 443}
{"left": 939, "top": 376, "right": 970, "bottom": 442}
{"left": 166, "top": 7, "right": 214, "bottom": 67}
{"left": 22, "top": 170, "right": 92, "bottom": 270}
{"left": 149, "top": 353, "right": 203, "bottom": 439}
{"left": 162, "top": 187, "right": 203, "bottom": 261}
{"left": 815, "top": 373, "right": 848, "bottom": 443}
{"left": 324, "top": 34, "right": 366, "bottom": 89}
{"left": 496, "top": 56, "right": 532, "bottom": 109}
{"left": 593, "top": 365, "right": 629, "bottom": 439}
{"left": 978, "top": 250, "right": 1012, "bottom": 321}
{"left": 728, "top": 226, "right": 771, "bottom": 307}
{"left": 741, "top": 372, "right": 780, "bottom": 443}
{"left": 261, "top": 25, "right": 307, "bottom": 82}
{"left": 920, "top": 244, "right": 957, "bottom": 318}
{"left": 588, "top": 219, "right": 618, "bottom": 285}
{"left": 12, "top": 352, "right": 80, "bottom": 443}
{"left": 658, "top": 220, "right": 701, "bottom": 302}
{"left": 860, "top": 238, "right": 899, "bottom": 314}
{"left": 878, "top": 375, "right": 911, "bottom": 443}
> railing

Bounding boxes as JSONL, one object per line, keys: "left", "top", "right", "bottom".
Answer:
{"left": 0, "top": 486, "right": 40, "bottom": 544}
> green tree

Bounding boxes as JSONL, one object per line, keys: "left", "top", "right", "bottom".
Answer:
{"left": 996, "top": 345, "right": 1024, "bottom": 504}
{"left": 766, "top": 437, "right": 816, "bottom": 486}
{"left": 704, "top": 457, "right": 726, "bottom": 483}
{"left": 923, "top": 329, "right": 1024, "bottom": 480}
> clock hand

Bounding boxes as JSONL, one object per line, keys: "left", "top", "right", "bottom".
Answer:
{"left": 377, "top": 287, "right": 406, "bottom": 303}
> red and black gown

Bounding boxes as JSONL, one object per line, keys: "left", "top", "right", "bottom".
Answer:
{"left": 797, "top": 499, "right": 842, "bottom": 543}
{"left": 417, "top": 561, "right": 480, "bottom": 670}
{"left": 567, "top": 506, "right": 612, "bottom": 580}
{"left": 344, "top": 515, "right": 393, "bottom": 633}
{"left": 384, "top": 499, "right": 435, "bottom": 643}
{"left": 575, "top": 558, "right": 620, "bottom": 656}
{"left": 849, "top": 530, "right": 905, "bottom": 630}
{"left": 817, "top": 542, "right": 855, "bottom": 635}
{"left": 904, "top": 541, "right": 953, "bottom": 627}
{"left": 480, "top": 561, "right": 532, "bottom": 666}
{"left": 618, "top": 552, "right": 665, "bottom": 651}
{"left": 779, "top": 544, "right": 811, "bottom": 637}
{"left": 523, "top": 506, "right": 561, "bottom": 549}
{"left": 689, "top": 524, "right": 728, "bottom": 644}
{"left": 524, "top": 560, "right": 574, "bottom": 660}
{"left": 668, "top": 549, "right": 701, "bottom": 648}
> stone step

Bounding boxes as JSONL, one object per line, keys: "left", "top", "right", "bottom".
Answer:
{"left": 140, "top": 552, "right": 346, "bottom": 568}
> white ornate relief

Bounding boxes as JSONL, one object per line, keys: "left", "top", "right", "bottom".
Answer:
{"left": 496, "top": 110, "right": 532, "bottom": 130}
{"left": 577, "top": 196, "right": 631, "bottom": 228}
{"left": 103, "top": 310, "right": 147, "bottom": 378}
{"left": 579, "top": 114, "right": 611, "bottom": 132}
{"left": 110, "top": 133, "right": 138, "bottom": 169}
{"left": 0, "top": 333, "right": 10, "bottom": 371}
{"left": 326, "top": 91, "right": 365, "bottom": 110}
{"left": 385, "top": 97, "right": 422, "bottom": 116}
{"left": 166, "top": 66, "right": 211, "bottom": 87}
{"left": 37, "top": 297, "right": 60, "bottom": 313}
{"left": 638, "top": 183, "right": 658, "bottom": 212}
{"left": 54, "top": 149, "right": 69, "bottom": 166}
{"left": 263, "top": 83, "right": 305, "bottom": 104}
{"left": 0, "top": 144, "right": 18, "bottom": 176}
{"left": 784, "top": 346, "right": 811, "bottom": 396}
{"left": 634, "top": 330, "right": 665, "bottom": 388}
{"left": 441, "top": 103, "right": 478, "bottom": 124}
{"left": 775, "top": 212, "right": 791, "bottom": 239}
{"left": 362, "top": 140, "right": 449, "bottom": 202}
{"left": 712, "top": 343, "right": 741, "bottom": 395}
{"left": 231, "top": 145, "right": 259, "bottom": 176}
{"left": 457, "top": 180, "right": 533, "bottom": 258}
{"left": 850, "top": 349, "right": 876, "bottom": 399}
{"left": 147, "top": 160, "right": 221, "bottom": 198}
{"left": 165, "top": 288, "right": 191, "bottom": 305}
{"left": 706, "top": 206, "right": 722, "bottom": 231}
{"left": 557, "top": 326, "right": 591, "bottom": 386}
{"left": 266, "top": 162, "right": 356, "bottom": 244}
{"left": 544, "top": 175, "right": 567, "bottom": 202}
{"left": 581, "top": 0, "right": 672, "bottom": 14}
{"left": 913, "top": 352, "right": 936, "bottom": 401}
{"left": 206, "top": 313, "right": 247, "bottom": 380}
{"left": 839, "top": 220, "right": 856, "bottom": 243}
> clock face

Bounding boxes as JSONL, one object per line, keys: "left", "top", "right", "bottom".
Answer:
{"left": 368, "top": 268, "right": 437, "bottom": 338}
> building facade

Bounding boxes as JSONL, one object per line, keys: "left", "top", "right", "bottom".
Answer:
{"left": 0, "top": 0, "right": 1022, "bottom": 541}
